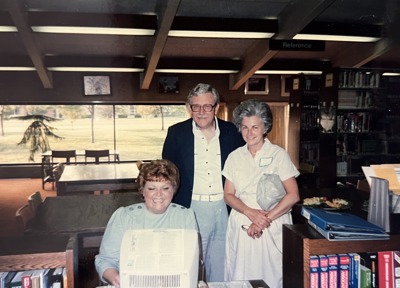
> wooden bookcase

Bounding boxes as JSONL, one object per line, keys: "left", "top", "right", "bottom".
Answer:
{"left": 0, "top": 234, "right": 77, "bottom": 287}
{"left": 287, "top": 75, "right": 322, "bottom": 198}
{"left": 282, "top": 224, "right": 400, "bottom": 288}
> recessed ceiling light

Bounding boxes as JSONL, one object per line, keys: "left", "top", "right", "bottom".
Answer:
{"left": 155, "top": 69, "right": 239, "bottom": 74}
{"left": 168, "top": 30, "right": 274, "bottom": 39}
{"left": 294, "top": 34, "right": 380, "bottom": 43}
{"left": 31, "top": 26, "right": 155, "bottom": 36}
{"left": 255, "top": 70, "right": 322, "bottom": 75}
{"left": 48, "top": 67, "right": 144, "bottom": 72}
{"left": 0, "top": 26, "right": 18, "bottom": 32}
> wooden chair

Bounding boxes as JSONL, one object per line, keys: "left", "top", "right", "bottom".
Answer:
{"left": 42, "top": 150, "right": 76, "bottom": 190}
{"left": 52, "top": 150, "right": 77, "bottom": 164}
{"left": 28, "top": 191, "right": 43, "bottom": 215}
{"left": 85, "top": 150, "right": 110, "bottom": 164}
{"left": 52, "top": 163, "right": 65, "bottom": 189}
{"left": 15, "top": 204, "right": 34, "bottom": 235}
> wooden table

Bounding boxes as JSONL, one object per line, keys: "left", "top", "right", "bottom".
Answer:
{"left": 29, "top": 192, "right": 143, "bottom": 234}
{"left": 57, "top": 163, "right": 139, "bottom": 196}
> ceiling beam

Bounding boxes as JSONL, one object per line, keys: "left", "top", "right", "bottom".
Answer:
{"left": 230, "top": 0, "right": 336, "bottom": 90}
{"left": 331, "top": 0, "right": 400, "bottom": 68}
{"left": 6, "top": 0, "right": 53, "bottom": 88}
{"left": 140, "top": 0, "right": 181, "bottom": 90}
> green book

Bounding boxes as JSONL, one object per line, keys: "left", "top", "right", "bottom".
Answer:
{"left": 360, "top": 264, "right": 371, "bottom": 288}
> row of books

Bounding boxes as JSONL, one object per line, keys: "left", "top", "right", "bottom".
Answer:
{"left": 0, "top": 267, "right": 66, "bottom": 288}
{"left": 338, "top": 71, "right": 381, "bottom": 89}
{"left": 301, "top": 207, "right": 389, "bottom": 241}
{"left": 309, "top": 250, "right": 400, "bottom": 288}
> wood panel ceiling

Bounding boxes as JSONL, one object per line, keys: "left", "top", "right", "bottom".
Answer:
{"left": 0, "top": 0, "right": 399, "bottom": 90}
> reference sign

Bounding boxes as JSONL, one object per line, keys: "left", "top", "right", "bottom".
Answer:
{"left": 269, "top": 40, "right": 325, "bottom": 51}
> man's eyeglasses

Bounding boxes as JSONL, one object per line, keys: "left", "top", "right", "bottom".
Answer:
{"left": 189, "top": 103, "right": 217, "bottom": 112}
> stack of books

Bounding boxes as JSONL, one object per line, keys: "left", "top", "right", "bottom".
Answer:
{"left": 301, "top": 207, "right": 389, "bottom": 241}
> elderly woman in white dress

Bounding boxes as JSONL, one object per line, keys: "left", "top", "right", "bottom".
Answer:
{"left": 222, "top": 99, "right": 300, "bottom": 288}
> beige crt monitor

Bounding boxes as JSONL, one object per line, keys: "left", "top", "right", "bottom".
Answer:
{"left": 120, "top": 229, "right": 199, "bottom": 288}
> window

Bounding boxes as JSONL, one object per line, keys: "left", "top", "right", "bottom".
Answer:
{"left": 0, "top": 104, "right": 188, "bottom": 164}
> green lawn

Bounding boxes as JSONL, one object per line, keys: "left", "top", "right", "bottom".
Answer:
{"left": 0, "top": 116, "right": 187, "bottom": 163}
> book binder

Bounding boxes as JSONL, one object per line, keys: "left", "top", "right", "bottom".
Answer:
{"left": 307, "top": 220, "right": 389, "bottom": 241}
{"left": 301, "top": 207, "right": 389, "bottom": 241}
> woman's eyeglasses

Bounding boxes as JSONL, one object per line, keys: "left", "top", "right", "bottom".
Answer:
{"left": 189, "top": 103, "right": 217, "bottom": 112}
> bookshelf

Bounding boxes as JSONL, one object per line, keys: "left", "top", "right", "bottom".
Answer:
{"left": 319, "top": 68, "right": 400, "bottom": 191}
{"left": 0, "top": 234, "right": 77, "bottom": 287}
{"left": 287, "top": 74, "right": 321, "bottom": 192}
{"left": 282, "top": 224, "right": 400, "bottom": 288}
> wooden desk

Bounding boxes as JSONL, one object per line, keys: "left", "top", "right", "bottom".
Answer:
{"left": 57, "top": 163, "right": 139, "bottom": 196}
{"left": 29, "top": 192, "right": 143, "bottom": 234}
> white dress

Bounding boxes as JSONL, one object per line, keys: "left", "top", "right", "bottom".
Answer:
{"left": 222, "top": 139, "right": 299, "bottom": 288}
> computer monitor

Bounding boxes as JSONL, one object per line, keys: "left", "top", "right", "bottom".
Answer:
{"left": 120, "top": 229, "right": 200, "bottom": 288}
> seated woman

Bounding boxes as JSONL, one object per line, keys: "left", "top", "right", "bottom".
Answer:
{"left": 95, "top": 159, "right": 199, "bottom": 287}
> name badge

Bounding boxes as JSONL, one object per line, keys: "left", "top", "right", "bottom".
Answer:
{"left": 259, "top": 157, "right": 273, "bottom": 167}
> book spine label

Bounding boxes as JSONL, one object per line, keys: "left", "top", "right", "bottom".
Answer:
{"left": 310, "top": 255, "right": 320, "bottom": 288}
{"left": 22, "top": 276, "right": 32, "bottom": 288}
{"left": 319, "top": 255, "right": 329, "bottom": 288}
{"left": 339, "top": 254, "right": 350, "bottom": 288}
{"left": 328, "top": 254, "right": 339, "bottom": 288}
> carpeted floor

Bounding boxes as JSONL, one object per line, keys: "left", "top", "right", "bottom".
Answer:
{"left": 0, "top": 178, "right": 55, "bottom": 238}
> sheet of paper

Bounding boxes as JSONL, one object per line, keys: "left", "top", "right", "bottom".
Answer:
{"left": 121, "top": 230, "right": 184, "bottom": 273}
{"left": 362, "top": 166, "right": 373, "bottom": 186}
{"left": 371, "top": 165, "right": 400, "bottom": 195}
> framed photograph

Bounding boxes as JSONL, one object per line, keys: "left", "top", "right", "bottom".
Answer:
{"left": 158, "top": 76, "right": 179, "bottom": 93}
{"left": 245, "top": 75, "right": 269, "bottom": 95}
{"left": 83, "top": 75, "right": 111, "bottom": 96}
{"left": 281, "top": 75, "right": 291, "bottom": 97}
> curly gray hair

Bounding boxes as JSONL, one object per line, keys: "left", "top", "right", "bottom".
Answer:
{"left": 232, "top": 99, "right": 273, "bottom": 137}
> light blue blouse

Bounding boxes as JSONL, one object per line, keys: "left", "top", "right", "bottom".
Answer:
{"left": 95, "top": 203, "right": 199, "bottom": 281}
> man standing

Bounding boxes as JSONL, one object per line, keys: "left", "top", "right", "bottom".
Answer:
{"left": 162, "top": 83, "right": 244, "bottom": 282}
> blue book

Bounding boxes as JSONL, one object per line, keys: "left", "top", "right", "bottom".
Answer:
{"left": 348, "top": 253, "right": 360, "bottom": 288}
{"left": 301, "top": 207, "right": 388, "bottom": 234}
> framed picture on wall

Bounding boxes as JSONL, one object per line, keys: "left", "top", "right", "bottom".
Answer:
{"left": 83, "top": 75, "right": 111, "bottom": 96}
{"left": 245, "top": 75, "right": 269, "bottom": 95}
{"left": 158, "top": 76, "right": 179, "bottom": 93}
